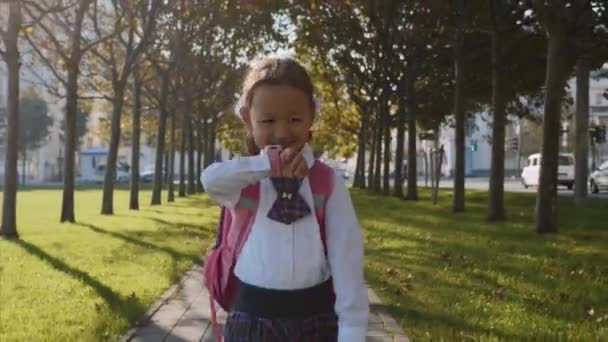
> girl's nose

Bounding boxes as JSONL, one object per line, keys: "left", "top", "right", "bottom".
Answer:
{"left": 272, "top": 120, "right": 292, "bottom": 145}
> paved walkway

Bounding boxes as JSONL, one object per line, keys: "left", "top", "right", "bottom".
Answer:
{"left": 120, "top": 265, "right": 409, "bottom": 342}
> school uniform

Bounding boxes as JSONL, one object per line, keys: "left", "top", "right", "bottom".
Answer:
{"left": 201, "top": 144, "right": 368, "bottom": 342}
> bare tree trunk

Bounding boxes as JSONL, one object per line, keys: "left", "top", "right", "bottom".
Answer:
{"left": 130, "top": 67, "right": 142, "bottom": 210}
{"left": 574, "top": 55, "right": 590, "bottom": 207}
{"left": 354, "top": 112, "right": 367, "bottom": 189}
{"left": 101, "top": 84, "right": 126, "bottom": 215}
{"left": 452, "top": 0, "right": 466, "bottom": 212}
{"left": 488, "top": 0, "right": 507, "bottom": 221}
{"left": 60, "top": 0, "right": 91, "bottom": 223}
{"left": 61, "top": 66, "right": 79, "bottom": 222}
{"left": 393, "top": 102, "right": 405, "bottom": 199}
{"left": 406, "top": 74, "right": 418, "bottom": 200}
{"left": 382, "top": 106, "right": 391, "bottom": 196}
{"left": 151, "top": 71, "right": 168, "bottom": 205}
{"left": 433, "top": 146, "right": 445, "bottom": 205}
{"left": 536, "top": 35, "right": 572, "bottom": 233}
{"left": 424, "top": 149, "right": 429, "bottom": 187}
{"left": 168, "top": 111, "right": 176, "bottom": 202}
{"left": 202, "top": 116, "right": 211, "bottom": 168}
{"left": 164, "top": 150, "right": 169, "bottom": 184}
{"left": 1, "top": 1, "right": 21, "bottom": 238}
{"left": 196, "top": 120, "right": 203, "bottom": 192}
{"left": 368, "top": 115, "right": 377, "bottom": 192}
{"left": 208, "top": 113, "right": 218, "bottom": 163}
{"left": 374, "top": 109, "right": 383, "bottom": 192}
{"left": 179, "top": 116, "right": 187, "bottom": 197}
{"left": 187, "top": 115, "right": 196, "bottom": 195}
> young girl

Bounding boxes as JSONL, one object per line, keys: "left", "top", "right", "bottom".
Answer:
{"left": 201, "top": 56, "right": 368, "bottom": 342}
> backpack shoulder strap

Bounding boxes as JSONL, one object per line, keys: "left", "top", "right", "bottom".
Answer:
{"left": 309, "top": 160, "right": 334, "bottom": 256}
{"left": 228, "top": 183, "right": 260, "bottom": 254}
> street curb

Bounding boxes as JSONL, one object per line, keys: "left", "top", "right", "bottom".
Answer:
{"left": 368, "top": 288, "right": 411, "bottom": 342}
{"left": 118, "top": 269, "right": 193, "bottom": 342}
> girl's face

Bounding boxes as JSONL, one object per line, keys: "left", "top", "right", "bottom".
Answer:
{"left": 241, "top": 84, "right": 314, "bottom": 151}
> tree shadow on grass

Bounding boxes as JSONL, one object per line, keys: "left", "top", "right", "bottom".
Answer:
{"left": 8, "top": 238, "right": 145, "bottom": 322}
{"left": 78, "top": 223, "right": 202, "bottom": 264}
{"left": 369, "top": 302, "right": 520, "bottom": 341}
{"left": 143, "top": 217, "right": 214, "bottom": 235}
{"left": 77, "top": 223, "right": 205, "bottom": 284}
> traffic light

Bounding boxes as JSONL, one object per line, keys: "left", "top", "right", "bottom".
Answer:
{"left": 469, "top": 140, "right": 478, "bottom": 152}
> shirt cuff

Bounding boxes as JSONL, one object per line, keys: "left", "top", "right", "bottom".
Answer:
{"left": 247, "top": 153, "right": 272, "bottom": 173}
{"left": 338, "top": 324, "right": 367, "bottom": 342}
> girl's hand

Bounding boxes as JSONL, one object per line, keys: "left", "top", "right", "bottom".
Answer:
{"left": 280, "top": 147, "right": 309, "bottom": 178}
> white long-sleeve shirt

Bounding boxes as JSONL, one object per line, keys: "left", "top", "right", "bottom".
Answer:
{"left": 201, "top": 144, "right": 368, "bottom": 342}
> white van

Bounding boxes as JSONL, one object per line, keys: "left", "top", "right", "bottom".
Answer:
{"left": 521, "top": 153, "right": 575, "bottom": 189}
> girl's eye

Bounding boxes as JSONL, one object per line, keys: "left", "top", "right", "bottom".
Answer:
{"left": 260, "top": 119, "right": 274, "bottom": 124}
{"left": 291, "top": 117, "right": 302, "bottom": 123}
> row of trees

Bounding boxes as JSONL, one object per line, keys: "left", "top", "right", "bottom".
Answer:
{"left": 285, "top": 0, "right": 607, "bottom": 233}
{"left": 2, "top": 0, "right": 607, "bottom": 239}
{"left": 0, "top": 0, "right": 282, "bottom": 238}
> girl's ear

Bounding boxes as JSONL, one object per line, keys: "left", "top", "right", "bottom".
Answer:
{"left": 240, "top": 106, "right": 252, "bottom": 130}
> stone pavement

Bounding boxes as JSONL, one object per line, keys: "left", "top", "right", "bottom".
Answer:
{"left": 119, "top": 265, "right": 410, "bottom": 342}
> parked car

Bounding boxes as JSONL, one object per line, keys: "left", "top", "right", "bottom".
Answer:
{"left": 140, "top": 169, "right": 166, "bottom": 183}
{"left": 92, "top": 162, "right": 130, "bottom": 183}
{"left": 589, "top": 160, "right": 608, "bottom": 193}
{"left": 521, "top": 153, "right": 575, "bottom": 189}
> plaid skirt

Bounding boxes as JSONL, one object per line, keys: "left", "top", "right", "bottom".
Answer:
{"left": 224, "top": 311, "right": 338, "bottom": 342}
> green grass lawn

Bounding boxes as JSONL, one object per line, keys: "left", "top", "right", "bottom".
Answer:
{"left": 1, "top": 186, "right": 607, "bottom": 341}
{"left": 0, "top": 187, "right": 217, "bottom": 341}
{"left": 356, "top": 188, "right": 607, "bottom": 341}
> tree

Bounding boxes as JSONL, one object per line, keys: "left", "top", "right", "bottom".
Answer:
{"left": 90, "top": 0, "right": 163, "bottom": 215}
{"left": 0, "top": 0, "right": 22, "bottom": 238}
{"left": 532, "top": 0, "right": 591, "bottom": 233}
{"left": 452, "top": 0, "right": 467, "bottom": 212}
{"left": 24, "top": 0, "right": 99, "bottom": 223}
{"left": 18, "top": 89, "right": 53, "bottom": 184}
{"left": 130, "top": 63, "right": 142, "bottom": 210}
{"left": 149, "top": 47, "right": 174, "bottom": 206}
{"left": 487, "top": 0, "right": 509, "bottom": 221}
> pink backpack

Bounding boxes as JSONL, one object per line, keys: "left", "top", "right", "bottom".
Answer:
{"left": 203, "top": 160, "right": 334, "bottom": 342}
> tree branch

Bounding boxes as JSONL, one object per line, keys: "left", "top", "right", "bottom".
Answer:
{"left": 122, "top": 0, "right": 163, "bottom": 79}
{"left": 23, "top": 34, "right": 68, "bottom": 86}
{"left": 23, "top": 67, "right": 65, "bottom": 98}
{"left": 79, "top": 94, "right": 113, "bottom": 101}
{"left": 22, "top": 5, "right": 70, "bottom": 62}
{"left": 89, "top": 45, "right": 113, "bottom": 68}
{"left": 21, "top": 0, "right": 75, "bottom": 29}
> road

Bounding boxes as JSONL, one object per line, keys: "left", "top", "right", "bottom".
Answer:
{"left": 414, "top": 176, "right": 608, "bottom": 199}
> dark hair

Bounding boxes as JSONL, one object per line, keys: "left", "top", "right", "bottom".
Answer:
{"left": 240, "top": 57, "right": 316, "bottom": 155}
